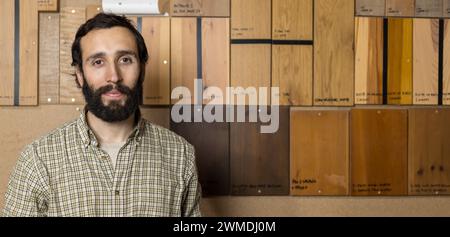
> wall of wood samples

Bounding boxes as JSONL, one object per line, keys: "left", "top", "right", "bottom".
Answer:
{"left": 2, "top": 0, "right": 450, "bottom": 216}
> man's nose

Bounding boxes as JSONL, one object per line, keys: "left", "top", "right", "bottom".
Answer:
{"left": 107, "top": 63, "right": 122, "bottom": 83}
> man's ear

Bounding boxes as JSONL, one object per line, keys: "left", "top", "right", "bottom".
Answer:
{"left": 75, "top": 66, "right": 84, "bottom": 88}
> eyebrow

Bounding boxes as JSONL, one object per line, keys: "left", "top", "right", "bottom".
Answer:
{"left": 85, "top": 50, "right": 138, "bottom": 63}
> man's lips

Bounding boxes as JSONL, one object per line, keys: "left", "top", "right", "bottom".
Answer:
{"left": 103, "top": 89, "right": 124, "bottom": 98}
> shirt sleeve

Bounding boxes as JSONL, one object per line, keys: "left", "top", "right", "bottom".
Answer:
{"left": 2, "top": 145, "right": 50, "bottom": 217}
{"left": 181, "top": 143, "right": 202, "bottom": 217}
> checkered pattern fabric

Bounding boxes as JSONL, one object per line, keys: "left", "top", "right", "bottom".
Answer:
{"left": 2, "top": 108, "right": 201, "bottom": 217}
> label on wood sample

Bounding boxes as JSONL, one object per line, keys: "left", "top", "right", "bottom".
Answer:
{"left": 38, "top": 0, "right": 59, "bottom": 12}
{"left": 386, "top": 0, "right": 415, "bottom": 17}
{"left": 415, "top": 0, "right": 443, "bottom": 18}
{"left": 171, "top": 0, "right": 230, "bottom": 17}
{"left": 355, "top": 0, "right": 386, "bottom": 16}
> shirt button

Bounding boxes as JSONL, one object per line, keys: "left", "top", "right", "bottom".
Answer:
{"left": 115, "top": 190, "right": 120, "bottom": 196}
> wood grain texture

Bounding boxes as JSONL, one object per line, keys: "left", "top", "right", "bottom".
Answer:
{"left": 415, "top": 0, "right": 442, "bottom": 18}
{"left": 0, "top": 0, "right": 15, "bottom": 105}
{"left": 170, "top": 106, "right": 230, "bottom": 196}
{"left": 230, "top": 106, "right": 290, "bottom": 196}
{"left": 60, "top": 5, "right": 86, "bottom": 105}
{"left": 272, "top": 45, "right": 312, "bottom": 106}
{"left": 171, "top": 18, "right": 229, "bottom": 105}
{"left": 37, "top": 0, "right": 59, "bottom": 12}
{"left": 230, "top": 44, "right": 271, "bottom": 106}
{"left": 355, "top": 0, "right": 386, "bottom": 16}
{"left": 290, "top": 108, "right": 349, "bottom": 196}
{"left": 202, "top": 18, "right": 230, "bottom": 105}
{"left": 386, "top": 0, "right": 415, "bottom": 17}
{"left": 141, "top": 17, "right": 171, "bottom": 105}
{"left": 354, "top": 17, "right": 383, "bottom": 105}
{"left": 39, "top": 13, "right": 60, "bottom": 105}
{"left": 351, "top": 109, "right": 408, "bottom": 196}
{"left": 171, "top": 18, "right": 197, "bottom": 105}
{"left": 444, "top": 20, "right": 450, "bottom": 105}
{"left": 231, "top": 0, "right": 271, "bottom": 39}
{"left": 86, "top": 4, "right": 101, "bottom": 19}
{"left": 314, "top": 0, "right": 354, "bottom": 106}
{"left": 409, "top": 108, "right": 450, "bottom": 196}
{"left": 413, "top": 19, "right": 439, "bottom": 105}
{"left": 171, "top": 0, "right": 230, "bottom": 17}
{"left": 272, "top": 0, "right": 312, "bottom": 40}
{"left": 387, "top": 18, "right": 413, "bottom": 105}
{"left": 19, "top": 0, "right": 39, "bottom": 105}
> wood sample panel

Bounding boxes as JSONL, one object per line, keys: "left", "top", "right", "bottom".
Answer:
{"left": 415, "top": 0, "right": 443, "bottom": 18}
{"left": 409, "top": 108, "right": 450, "bottom": 195}
{"left": 39, "top": 13, "right": 60, "bottom": 104}
{"left": 230, "top": 106, "right": 290, "bottom": 195}
{"left": 272, "top": 45, "right": 313, "bottom": 106}
{"left": 351, "top": 109, "right": 408, "bottom": 196}
{"left": 230, "top": 44, "right": 271, "bottom": 106}
{"left": 444, "top": 20, "right": 450, "bottom": 105}
{"left": 0, "top": 0, "right": 15, "bottom": 105}
{"left": 314, "top": 0, "right": 354, "bottom": 106}
{"left": 445, "top": 0, "right": 450, "bottom": 17}
{"left": 170, "top": 105, "right": 230, "bottom": 196}
{"left": 60, "top": 5, "right": 86, "bottom": 104}
{"left": 354, "top": 17, "right": 384, "bottom": 105}
{"left": 171, "top": 18, "right": 230, "bottom": 105}
{"left": 387, "top": 18, "right": 413, "bottom": 105}
{"left": 171, "top": 17, "right": 197, "bottom": 105}
{"left": 231, "top": 0, "right": 271, "bottom": 39}
{"left": 413, "top": 19, "right": 439, "bottom": 105}
{"left": 38, "top": 0, "right": 59, "bottom": 12}
{"left": 141, "top": 17, "right": 170, "bottom": 105}
{"left": 272, "top": 0, "right": 313, "bottom": 40}
{"left": 171, "top": 0, "right": 230, "bottom": 17}
{"left": 18, "top": 0, "right": 39, "bottom": 105}
{"left": 290, "top": 108, "right": 349, "bottom": 196}
{"left": 386, "top": 0, "right": 415, "bottom": 17}
{"left": 355, "top": 0, "right": 386, "bottom": 16}
{"left": 202, "top": 18, "right": 230, "bottom": 105}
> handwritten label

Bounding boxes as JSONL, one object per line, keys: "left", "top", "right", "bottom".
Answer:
{"left": 273, "top": 29, "right": 291, "bottom": 38}
{"left": 355, "top": 0, "right": 385, "bottom": 16}
{"left": 352, "top": 183, "right": 392, "bottom": 193}
{"left": 173, "top": 3, "right": 202, "bottom": 15}
{"left": 415, "top": 0, "right": 442, "bottom": 18}
{"left": 291, "top": 178, "right": 317, "bottom": 190}
{"left": 315, "top": 98, "right": 351, "bottom": 103}
{"left": 410, "top": 184, "right": 450, "bottom": 194}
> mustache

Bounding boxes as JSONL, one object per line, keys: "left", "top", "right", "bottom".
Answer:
{"left": 94, "top": 83, "right": 133, "bottom": 96}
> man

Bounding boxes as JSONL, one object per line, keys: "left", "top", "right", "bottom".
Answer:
{"left": 2, "top": 13, "right": 201, "bottom": 217}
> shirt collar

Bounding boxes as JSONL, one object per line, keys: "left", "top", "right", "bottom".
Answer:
{"left": 77, "top": 106, "right": 145, "bottom": 147}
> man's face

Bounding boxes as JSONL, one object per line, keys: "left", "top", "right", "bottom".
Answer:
{"left": 76, "top": 26, "right": 142, "bottom": 122}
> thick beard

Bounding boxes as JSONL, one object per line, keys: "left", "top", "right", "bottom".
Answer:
{"left": 82, "top": 79, "right": 142, "bottom": 123}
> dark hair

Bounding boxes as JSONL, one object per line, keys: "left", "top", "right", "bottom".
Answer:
{"left": 71, "top": 13, "right": 149, "bottom": 87}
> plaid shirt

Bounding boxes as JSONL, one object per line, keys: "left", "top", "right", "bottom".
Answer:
{"left": 2, "top": 108, "right": 201, "bottom": 217}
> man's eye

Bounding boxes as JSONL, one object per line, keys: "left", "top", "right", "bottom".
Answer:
{"left": 120, "top": 57, "right": 133, "bottom": 64}
{"left": 92, "top": 59, "right": 103, "bottom": 66}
